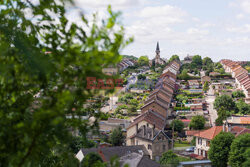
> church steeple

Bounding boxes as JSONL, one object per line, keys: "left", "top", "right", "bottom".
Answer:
{"left": 155, "top": 42, "right": 160, "bottom": 57}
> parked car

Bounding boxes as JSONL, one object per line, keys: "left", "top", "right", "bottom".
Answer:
{"left": 185, "top": 146, "right": 195, "bottom": 152}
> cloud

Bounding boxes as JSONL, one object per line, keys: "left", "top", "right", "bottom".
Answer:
{"left": 226, "top": 24, "right": 250, "bottom": 33}
{"left": 139, "top": 5, "right": 186, "bottom": 18}
{"left": 73, "top": 0, "right": 143, "bottom": 10}
{"left": 236, "top": 13, "right": 245, "bottom": 19}
{"left": 240, "top": 0, "right": 250, "bottom": 14}
{"left": 187, "top": 28, "right": 209, "bottom": 35}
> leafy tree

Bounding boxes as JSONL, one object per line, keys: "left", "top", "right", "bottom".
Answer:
{"left": 115, "top": 104, "right": 128, "bottom": 114}
{"left": 229, "top": 133, "right": 250, "bottom": 167}
{"left": 208, "top": 132, "right": 235, "bottom": 167}
{"left": 189, "top": 115, "right": 206, "bottom": 130}
{"left": 0, "top": 1, "right": 132, "bottom": 166}
{"left": 168, "top": 55, "right": 180, "bottom": 63}
{"left": 202, "top": 57, "right": 213, "bottom": 67}
{"left": 178, "top": 69, "right": 190, "bottom": 80}
{"left": 170, "top": 119, "right": 184, "bottom": 133}
{"left": 138, "top": 74, "right": 146, "bottom": 80}
{"left": 236, "top": 100, "right": 250, "bottom": 115}
{"left": 110, "top": 127, "right": 125, "bottom": 146}
{"left": 81, "top": 152, "right": 104, "bottom": 167}
{"left": 203, "top": 81, "right": 209, "bottom": 93}
{"left": 138, "top": 56, "right": 149, "bottom": 66}
{"left": 232, "top": 90, "right": 246, "bottom": 99}
{"left": 176, "top": 94, "right": 188, "bottom": 105}
{"left": 214, "top": 95, "right": 237, "bottom": 113}
{"left": 160, "top": 150, "right": 179, "bottom": 167}
{"left": 215, "top": 106, "right": 231, "bottom": 125}
{"left": 191, "top": 55, "right": 202, "bottom": 69}
{"left": 191, "top": 137, "right": 196, "bottom": 146}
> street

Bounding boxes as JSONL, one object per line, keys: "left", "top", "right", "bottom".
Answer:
{"left": 205, "top": 85, "right": 218, "bottom": 126}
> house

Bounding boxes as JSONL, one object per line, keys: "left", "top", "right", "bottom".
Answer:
{"left": 201, "top": 76, "right": 211, "bottom": 84}
{"left": 194, "top": 126, "right": 223, "bottom": 159}
{"left": 127, "top": 124, "right": 172, "bottom": 161}
{"left": 185, "top": 130, "right": 199, "bottom": 142}
{"left": 77, "top": 145, "right": 161, "bottom": 167}
{"left": 190, "top": 103, "right": 203, "bottom": 112}
{"left": 223, "top": 116, "right": 250, "bottom": 127}
{"left": 209, "top": 72, "right": 220, "bottom": 77}
{"left": 183, "top": 55, "right": 194, "bottom": 64}
{"left": 180, "top": 119, "right": 191, "bottom": 128}
{"left": 188, "top": 80, "right": 200, "bottom": 89}
{"left": 193, "top": 124, "right": 250, "bottom": 159}
{"left": 99, "top": 118, "right": 131, "bottom": 133}
{"left": 126, "top": 110, "right": 173, "bottom": 160}
{"left": 141, "top": 88, "right": 172, "bottom": 118}
{"left": 102, "top": 65, "right": 119, "bottom": 76}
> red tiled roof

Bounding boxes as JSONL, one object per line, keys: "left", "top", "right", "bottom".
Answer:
{"left": 186, "top": 130, "right": 200, "bottom": 136}
{"left": 194, "top": 126, "right": 223, "bottom": 140}
{"left": 231, "top": 126, "right": 250, "bottom": 137}
{"left": 240, "top": 117, "right": 250, "bottom": 124}
{"left": 181, "top": 119, "right": 191, "bottom": 122}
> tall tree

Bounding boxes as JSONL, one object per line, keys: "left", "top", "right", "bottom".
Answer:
{"left": 202, "top": 57, "right": 213, "bottom": 67}
{"left": 170, "top": 119, "right": 184, "bottom": 133}
{"left": 203, "top": 81, "right": 209, "bottom": 93}
{"left": 208, "top": 132, "right": 235, "bottom": 167}
{"left": 191, "top": 55, "right": 202, "bottom": 69}
{"left": 229, "top": 133, "right": 250, "bottom": 167}
{"left": 0, "top": 1, "right": 132, "bottom": 166}
{"left": 189, "top": 115, "right": 206, "bottom": 130}
{"left": 214, "top": 95, "right": 237, "bottom": 114}
{"left": 138, "top": 56, "right": 149, "bottom": 66}
{"left": 110, "top": 127, "right": 125, "bottom": 146}
{"left": 168, "top": 55, "right": 180, "bottom": 63}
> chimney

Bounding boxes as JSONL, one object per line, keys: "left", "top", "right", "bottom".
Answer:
{"left": 143, "top": 125, "right": 146, "bottom": 136}
{"left": 136, "top": 124, "right": 138, "bottom": 134}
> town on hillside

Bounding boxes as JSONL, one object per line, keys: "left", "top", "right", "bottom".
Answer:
{"left": 2, "top": 1, "right": 250, "bottom": 167}
{"left": 77, "top": 42, "right": 250, "bottom": 167}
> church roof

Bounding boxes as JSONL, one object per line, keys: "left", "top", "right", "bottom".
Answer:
{"left": 156, "top": 42, "right": 160, "bottom": 52}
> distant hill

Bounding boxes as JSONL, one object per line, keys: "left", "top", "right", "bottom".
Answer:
{"left": 122, "top": 55, "right": 138, "bottom": 61}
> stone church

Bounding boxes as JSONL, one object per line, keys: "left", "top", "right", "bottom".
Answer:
{"left": 149, "top": 42, "right": 166, "bottom": 66}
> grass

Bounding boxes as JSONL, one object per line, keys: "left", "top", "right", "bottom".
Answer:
{"left": 178, "top": 156, "right": 193, "bottom": 162}
{"left": 174, "top": 143, "right": 191, "bottom": 147}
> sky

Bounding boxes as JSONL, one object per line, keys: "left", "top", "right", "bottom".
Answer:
{"left": 70, "top": 0, "right": 250, "bottom": 61}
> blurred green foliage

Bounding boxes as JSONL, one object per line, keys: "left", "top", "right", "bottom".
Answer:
{"left": 0, "top": 0, "right": 132, "bottom": 166}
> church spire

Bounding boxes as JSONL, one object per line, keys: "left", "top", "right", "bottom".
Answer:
{"left": 156, "top": 41, "right": 160, "bottom": 56}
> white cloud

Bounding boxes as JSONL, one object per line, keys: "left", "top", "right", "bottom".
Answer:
{"left": 236, "top": 13, "right": 245, "bottom": 19}
{"left": 74, "top": 0, "right": 143, "bottom": 10}
{"left": 226, "top": 24, "right": 250, "bottom": 33}
{"left": 241, "top": 0, "right": 250, "bottom": 14}
{"left": 187, "top": 28, "right": 209, "bottom": 35}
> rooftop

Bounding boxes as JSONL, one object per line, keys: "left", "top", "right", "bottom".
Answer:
{"left": 194, "top": 126, "right": 223, "bottom": 140}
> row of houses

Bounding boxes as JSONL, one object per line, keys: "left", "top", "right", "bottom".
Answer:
{"left": 126, "top": 60, "right": 181, "bottom": 161}
{"left": 102, "top": 58, "right": 135, "bottom": 76}
{"left": 220, "top": 59, "right": 250, "bottom": 104}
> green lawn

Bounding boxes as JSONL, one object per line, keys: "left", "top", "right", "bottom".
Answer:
{"left": 174, "top": 143, "right": 191, "bottom": 147}
{"left": 178, "top": 156, "right": 193, "bottom": 162}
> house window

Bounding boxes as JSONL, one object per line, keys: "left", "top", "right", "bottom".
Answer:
{"left": 148, "top": 144, "right": 152, "bottom": 150}
{"left": 136, "top": 140, "right": 139, "bottom": 145}
{"left": 162, "top": 145, "right": 166, "bottom": 151}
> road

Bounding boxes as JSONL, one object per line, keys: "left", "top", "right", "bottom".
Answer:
{"left": 205, "top": 85, "right": 218, "bottom": 126}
